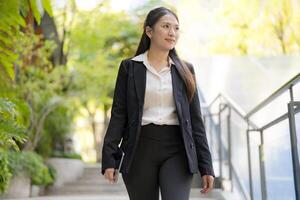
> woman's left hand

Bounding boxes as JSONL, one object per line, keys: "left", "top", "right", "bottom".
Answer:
{"left": 200, "top": 175, "right": 214, "bottom": 194}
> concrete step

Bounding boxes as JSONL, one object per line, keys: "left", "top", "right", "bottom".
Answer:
{"left": 46, "top": 185, "right": 221, "bottom": 199}
{"left": 2, "top": 194, "right": 216, "bottom": 200}
{"left": 67, "top": 179, "right": 123, "bottom": 186}
{"left": 80, "top": 170, "right": 101, "bottom": 175}
{"left": 45, "top": 183, "right": 127, "bottom": 195}
{"left": 77, "top": 175, "right": 104, "bottom": 180}
{"left": 41, "top": 189, "right": 221, "bottom": 200}
{"left": 190, "top": 189, "right": 225, "bottom": 199}
{"left": 42, "top": 165, "right": 227, "bottom": 200}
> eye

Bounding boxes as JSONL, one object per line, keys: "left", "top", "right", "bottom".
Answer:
{"left": 162, "top": 24, "right": 169, "bottom": 29}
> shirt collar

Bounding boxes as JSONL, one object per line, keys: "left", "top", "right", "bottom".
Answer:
{"left": 131, "top": 50, "right": 175, "bottom": 67}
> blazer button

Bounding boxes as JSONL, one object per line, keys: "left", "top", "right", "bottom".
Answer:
{"left": 190, "top": 143, "right": 194, "bottom": 149}
{"left": 186, "top": 119, "right": 189, "bottom": 124}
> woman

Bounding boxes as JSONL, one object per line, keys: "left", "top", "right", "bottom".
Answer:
{"left": 101, "top": 6, "right": 214, "bottom": 200}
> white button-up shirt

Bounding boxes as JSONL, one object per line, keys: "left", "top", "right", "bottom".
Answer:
{"left": 131, "top": 50, "right": 180, "bottom": 125}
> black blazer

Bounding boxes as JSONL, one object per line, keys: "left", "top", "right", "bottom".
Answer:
{"left": 101, "top": 58, "right": 214, "bottom": 177}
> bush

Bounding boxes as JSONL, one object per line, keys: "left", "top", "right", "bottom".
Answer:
{"left": 51, "top": 151, "right": 82, "bottom": 160}
{"left": 47, "top": 164, "right": 57, "bottom": 183}
{"left": 7, "top": 151, "right": 55, "bottom": 186}
{"left": 0, "top": 98, "right": 29, "bottom": 194}
{"left": 0, "top": 150, "right": 12, "bottom": 193}
{"left": 36, "top": 105, "right": 75, "bottom": 158}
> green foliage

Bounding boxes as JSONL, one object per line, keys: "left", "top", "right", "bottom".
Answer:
{"left": 41, "top": 0, "right": 53, "bottom": 17}
{"left": 47, "top": 164, "right": 57, "bottom": 183}
{"left": 0, "top": 0, "right": 69, "bottom": 193}
{"left": 51, "top": 151, "right": 82, "bottom": 160}
{"left": 13, "top": 29, "right": 73, "bottom": 151}
{"left": 7, "top": 151, "right": 54, "bottom": 186}
{"left": 0, "top": 150, "right": 11, "bottom": 193}
{"left": 0, "top": 98, "right": 29, "bottom": 151}
{"left": 209, "top": 0, "right": 300, "bottom": 55}
{"left": 70, "top": 10, "right": 139, "bottom": 62}
{"left": 133, "top": 0, "right": 174, "bottom": 20}
{"left": 14, "top": 29, "right": 57, "bottom": 73}
{"left": 0, "top": 0, "right": 23, "bottom": 80}
{"left": 69, "top": 7, "right": 140, "bottom": 108}
{"left": 63, "top": 4, "right": 142, "bottom": 161}
{"left": 36, "top": 105, "right": 75, "bottom": 158}
{"left": 0, "top": 0, "right": 53, "bottom": 80}
{"left": 29, "top": 0, "right": 41, "bottom": 24}
{"left": 13, "top": 33, "right": 73, "bottom": 153}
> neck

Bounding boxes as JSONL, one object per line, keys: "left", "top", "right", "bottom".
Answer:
{"left": 147, "top": 46, "right": 169, "bottom": 64}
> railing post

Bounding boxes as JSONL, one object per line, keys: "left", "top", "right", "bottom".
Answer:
{"left": 246, "top": 128, "right": 254, "bottom": 200}
{"left": 289, "top": 85, "right": 294, "bottom": 101}
{"left": 287, "top": 101, "right": 300, "bottom": 200}
{"left": 227, "top": 107, "right": 233, "bottom": 192}
{"left": 259, "top": 130, "right": 267, "bottom": 200}
{"left": 218, "top": 104, "right": 223, "bottom": 185}
{"left": 209, "top": 116, "right": 213, "bottom": 154}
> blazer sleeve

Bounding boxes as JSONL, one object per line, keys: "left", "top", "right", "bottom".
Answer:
{"left": 187, "top": 63, "right": 215, "bottom": 177}
{"left": 101, "top": 60, "right": 128, "bottom": 175}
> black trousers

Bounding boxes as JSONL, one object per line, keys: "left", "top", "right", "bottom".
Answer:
{"left": 122, "top": 123, "right": 193, "bottom": 200}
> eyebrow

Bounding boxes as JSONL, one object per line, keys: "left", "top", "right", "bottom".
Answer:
{"left": 160, "top": 21, "right": 179, "bottom": 26}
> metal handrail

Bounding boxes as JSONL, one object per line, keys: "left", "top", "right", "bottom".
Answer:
{"left": 218, "top": 93, "right": 259, "bottom": 129}
{"left": 204, "top": 95, "right": 255, "bottom": 200}
{"left": 245, "top": 72, "right": 300, "bottom": 118}
{"left": 203, "top": 101, "right": 252, "bottom": 200}
{"left": 205, "top": 72, "right": 300, "bottom": 200}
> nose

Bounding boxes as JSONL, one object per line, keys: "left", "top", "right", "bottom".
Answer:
{"left": 168, "top": 27, "right": 176, "bottom": 36}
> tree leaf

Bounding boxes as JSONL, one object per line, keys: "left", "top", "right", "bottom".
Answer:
{"left": 41, "top": 0, "right": 53, "bottom": 17}
{"left": 29, "top": 0, "right": 41, "bottom": 25}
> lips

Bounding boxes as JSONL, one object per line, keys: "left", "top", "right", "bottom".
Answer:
{"left": 165, "top": 39, "right": 175, "bottom": 43}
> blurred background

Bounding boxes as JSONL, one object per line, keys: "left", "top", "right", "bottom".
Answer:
{"left": 0, "top": 0, "right": 299, "bottom": 199}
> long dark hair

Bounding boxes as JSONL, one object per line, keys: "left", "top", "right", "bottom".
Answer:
{"left": 135, "top": 7, "right": 196, "bottom": 103}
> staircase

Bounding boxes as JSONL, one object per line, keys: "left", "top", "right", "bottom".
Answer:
{"left": 42, "top": 164, "right": 227, "bottom": 200}
{"left": 45, "top": 164, "right": 127, "bottom": 198}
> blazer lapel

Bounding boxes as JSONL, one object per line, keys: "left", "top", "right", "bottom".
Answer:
{"left": 133, "top": 62, "right": 146, "bottom": 106}
{"left": 171, "top": 64, "right": 184, "bottom": 94}
{"left": 171, "top": 64, "right": 184, "bottom": 117}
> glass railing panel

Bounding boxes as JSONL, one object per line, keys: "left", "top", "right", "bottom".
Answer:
{"left": 249, "top": 131, "right": 262, "bottom": 200}
{"left": 205, "top": 97, "right": 225, "bottom": 177}
{"left": 264, "top": 119, "right": 296, "bottom": 200}
{"left": 249, "top": 89, "right": 291, "bottom": 128}
{"left": 293, "top": 84, "right": 300, "bottom": 161}
{"left": 220, "top": 109, "right": 229, "bottom": 180}
{"left": 231, "top": 173, "right": 249, "bottom": 200}
{"left": 293, "top": 82, "right": 300, "bottom": 100}
{"left": 230, "top": 111, "right": 250, "bottom": 197}
{"left": 296, "top": 113, "right": 300, "bottom": 162}
{"left": 203, "top": 113, "right": 220, "bottom": 177}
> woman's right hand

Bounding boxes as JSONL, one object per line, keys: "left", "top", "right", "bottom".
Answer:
{"left": 104, "top": 168, "right": 115, "bottom": 184}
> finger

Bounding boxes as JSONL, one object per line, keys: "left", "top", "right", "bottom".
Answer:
{"left": 208, "top": 177, "right": 214, "bottom": 190}
{"left": 201, "top": 176, "right": 214, "bottom": 194}
{"left": 200, "top": 176, "right": 209, "bottom": 194}
{"left": 202, "top": 176, "right": 208, "bottom": 189}
{"left": 200, "top": 188, "right": 208, "bottom": 194}
{"left": 105, "top": 169, "right": 114, "bottom": 179}
{"left": 108, "top": 170, "right": 114, "bottom": 182}
{"left": 105, "top": 171, "right": 111, "bottom": 180}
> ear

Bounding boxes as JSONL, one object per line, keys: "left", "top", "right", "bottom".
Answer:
{"left": 145, "top": 26, "right": 153, "bottom": 39}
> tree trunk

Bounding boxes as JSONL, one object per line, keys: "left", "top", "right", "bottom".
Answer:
{"left": 98, "top": 104, "right": 110, "bottom": 163}
{"left": 40, "top": 12, "right": 62, "bottom": 66}
{"left": 91, "top": 117, "right": 101, "bottom": 162}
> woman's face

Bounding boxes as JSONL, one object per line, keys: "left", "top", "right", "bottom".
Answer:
{"left": 146, "top": 13, "right": 180, "bottom": 51}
